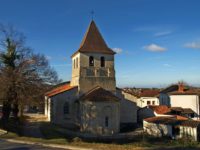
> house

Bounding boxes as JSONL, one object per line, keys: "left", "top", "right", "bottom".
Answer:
{"left": 44, "top": 20, "right": 137, "bottom": 135}
{"left": 122, "top": 88, "right": 160, "bottom": 108}
{"left": 143, "top": 116, "right": 184, "bottom": 138}
{"left": 138, "top": 105, "right": 195, "bottom": 123}
{"left": 136, "top": 89, "right": 160, "bottom": 108}
{"left": 144, "top": 116, "right": 200, "bottom": 141}
{"left": 159, "top": 82, "right": 200, "bottom": 119}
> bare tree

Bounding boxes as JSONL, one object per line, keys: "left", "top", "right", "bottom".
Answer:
{"left": 0, "top": 24, "right": 61, "bottom": 122}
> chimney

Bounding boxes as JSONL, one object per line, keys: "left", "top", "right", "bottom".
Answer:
{"left": 178, "top": 82, "right": 184, "bottom": 93}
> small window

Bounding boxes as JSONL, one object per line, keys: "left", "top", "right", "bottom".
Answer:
{"left": 73, "top": 59, "right": 75, "bottom": 69}
{"left": 89, "top": 56, "right": 94, "bottom": 66}
{"left": 105, "top": 116, "right": 109, "bottom": 127}
{"left": 152, "top": 101, "right": 155, "bottom": 105}
{"left": 147, "top": 101, "right": 151, "bottom": 105}
{"left": 76, "top": 57, "right": 78, "bottom": 68}
{"left": 190, "top": 113, "right": 195, "bottom": 118}
{"left": 100, "top": 56, "right": 105, "bottom": 67}
{"left": 64, "top": 102, "right": 69, "bottom": 114}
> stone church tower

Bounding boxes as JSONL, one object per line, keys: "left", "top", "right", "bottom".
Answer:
{"left": 70, "top": 20, "right": 116, "bottom": 95}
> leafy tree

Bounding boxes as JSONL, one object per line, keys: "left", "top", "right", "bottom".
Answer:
{"left": 0, "top": 24, "right": 61, "bottom": 121}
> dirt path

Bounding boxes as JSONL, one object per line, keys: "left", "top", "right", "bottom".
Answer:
{"left": 22, "top": 113, "right": 47, "bottom": 138}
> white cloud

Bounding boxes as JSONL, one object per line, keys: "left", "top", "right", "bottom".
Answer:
{"left": 163, "top": 63, "right": 172, "bottom": 67}
{"left": 154, "top": 31, "right": 172, "bottom": 37}
{"left": 113, "top": 48, "right": 123, "bottom": 54}
{"left": 184, "top": 41, "right": 200, "bottom": 49}
{"left": 144, "top": 44, "right": 167, "bottom": 52}
{"left": 46, "top": 55, "right": 52, "bottom": 60}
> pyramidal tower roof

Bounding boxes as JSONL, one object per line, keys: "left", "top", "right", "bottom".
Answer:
{"left": 72, "top": 20, "right": 115, "bottom": 57}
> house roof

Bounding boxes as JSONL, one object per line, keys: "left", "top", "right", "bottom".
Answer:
{"left": 139, "top": 89, "right": 160, "bottom": 97}
{"left": 170, "top": 107, "right": 195, "bottom": 114}
{"left": 80, "top": 86, "right": 119, "bottom": 102}
{"left": 160, "top": 83, "right": 200, "bottom": 95}
{"left": 180, "top": 120, "right": 200, "bottom": 128}
{"left": 182, "top": 108, "right": 195, "bottom": 114}
{"left": 144, "top": 116, "right": 200, "bottom": 128}
{"left": 123, "top": 89, "right": 160, "bottom": 98}
{"left": 148, "top": 105, "right": 195, "bottom": 115}
{"left": 169, "top": 89, "right": 200, "bottom": 95}
{"left": 148, "top": 105, "right": 171, "bottom": 114}
{"left": 144, "top": 116, "right": 181, "bottom": 125}
{"left": 160, "top": 84, "right": 179, "bottom": 93}
{"left": 45, "top": 82, "right": 77, "bottom": 97}
{"left": 71, "top": 20, "right": 115, "bottom": 57}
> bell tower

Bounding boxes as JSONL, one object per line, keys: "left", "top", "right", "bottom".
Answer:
{"left": 70, "top": 21, "right": 116, "bottom": 95}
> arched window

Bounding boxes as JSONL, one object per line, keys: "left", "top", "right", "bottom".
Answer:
{"left": 105, "top": 116, "right": 109, "bottom": 127}
{"left": 89, "top": 56, "right": 94, "bottom": 66}
{"left": 73, "top": 59, "right": 75, "bottom": 69}
{"left": 100, "top": 56, "right": 105, "bottom": 67}
{"left": 63, "top": 102, "right": 69, "bottom": 114}
{"left": 76, "top": 57, "right": 78, "bottom": 68}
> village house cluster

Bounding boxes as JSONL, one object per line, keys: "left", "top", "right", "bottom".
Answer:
{"left": 44, "top": 20, "right": 200, "bottom": 141}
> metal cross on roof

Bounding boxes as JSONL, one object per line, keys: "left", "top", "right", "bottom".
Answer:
{"left": 90, "top": 10, "right": 94, "bottom": 20}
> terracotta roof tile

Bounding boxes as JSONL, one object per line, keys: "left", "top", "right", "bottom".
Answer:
{"left": 45, "top": 83, "right": 77, "bottom": 97}
{"left": 173, "top": 115, "right": 188, "bottom": 120}
{"left": 139, "top": 90, "right": 160, "bottom": 97}
{"left": 145, "top": 116, "right": 200, "bottom": 128}
{"left": 170, "top": 107, "right": 195, "bottom": 114}
{"left": 123, "top": 89, "right": 160, "bottom": 98}
{"left": 80, "top": 86, "right": 119, "bottom": 102}
{"left": 144, "top": 116, "right": 180, "bottom": 125}
{"left": 72, "top": 20, "right": 115, "bottom": 57}
{"left": 169, "top": 89, "right": 200, "bottom": 95}
{"left": 180, "top": 120, "right": 200, "bottom": 128}
{"left": 149, "top": 105, "right": 171, "bottom": 114}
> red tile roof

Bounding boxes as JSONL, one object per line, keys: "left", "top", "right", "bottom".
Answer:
{"left": 144, "top": 116, "right": 200, "bottom": 128}
{"left": 170, "top": 107, "right": 195, "bottom": 114}
{"left": 144, "top": 116, "right": 180, "bottom": 125}
{"left": 123, "top": 89, "right": 160, "bottom": 98}
{"left": 139, "top": 89, "right": 160, "bottom": 97}
{"left": 80, "top": 86, "right": 119, "bottom": 102}
{"left": 173, "top": 115, "right": 188, "bottom": 120}
{"left": 149, "top": 105, "right": 171, "bottom": 114}
{"left": 180, "top": 120, "right": 200, "bottom": 128}
{"left": 45, "top": 83, "right": 77, "bottom": 97}
{"left": 160, "top": 83, "right": 200, "bottom": 95}
{"left": 169, "top": 89, "right": 200, "bottom": 95}
{"left": 71, "top": 20, "right": 115, "bottom": 57}
{"left": 149, "top": 105, "right": 195, "bottom": 115}
{"left": 144, "top": 116, "right": 188, "bottom": 125}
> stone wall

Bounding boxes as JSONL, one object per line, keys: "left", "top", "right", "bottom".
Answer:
{"left": 48, "top": 88, "right": 78, "bottom": 129}
{"left": 71, "top": 52, "right": 116, "bottom": 94}
{"left": 143, "top": 121, "right": 172, "bottom": 137}
{"left": 80, "top": 101, "right": 120, "bottom": 135}
{"left": 116, "top": 89, "right": 137, "bottom": 123}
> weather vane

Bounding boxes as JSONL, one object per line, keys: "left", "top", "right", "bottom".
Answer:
{"left": 90, "top": 10, "right": 94, "bottom": 20}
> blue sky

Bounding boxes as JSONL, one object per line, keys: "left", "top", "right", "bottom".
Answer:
{"left": 0, "top": 0, "right": 200, "bottom": 88}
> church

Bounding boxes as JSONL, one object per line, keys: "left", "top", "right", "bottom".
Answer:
{"left": 44, "top": 20, "right": 137, "bottom": 135}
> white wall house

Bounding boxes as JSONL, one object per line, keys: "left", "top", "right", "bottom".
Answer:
{"left": 144, "top": 116, "right": 200, "bottom": 141}
{"left": 170, "top": 94, "right": 199, "bottom": 119}
{"left": 137, "top": 97, "right": 159, "bottom": 108}
{"left": 159, "top": 83, "right": 200, "bottom": 119}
